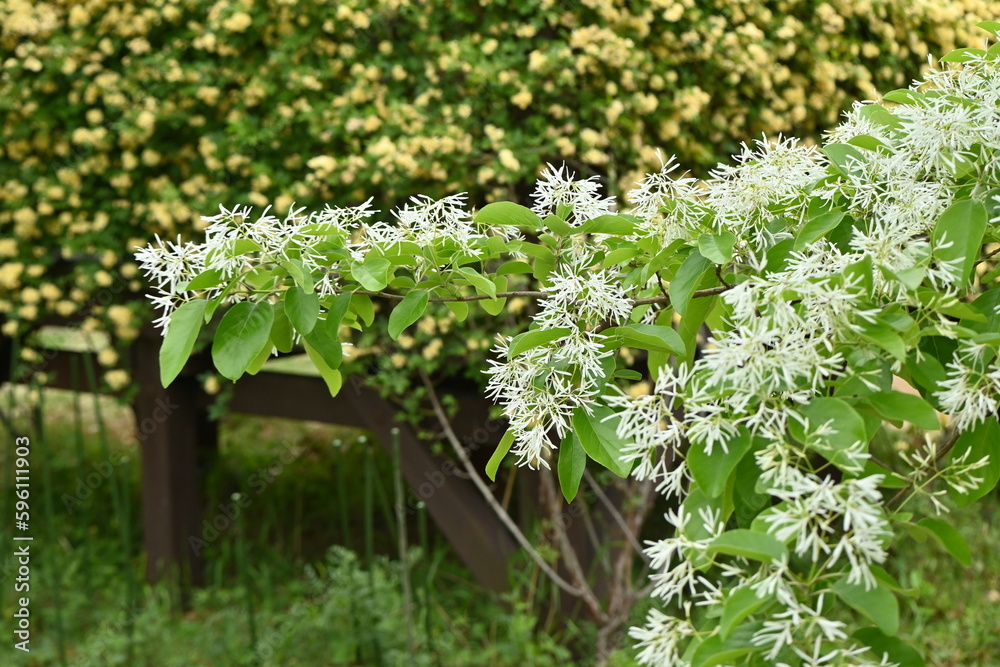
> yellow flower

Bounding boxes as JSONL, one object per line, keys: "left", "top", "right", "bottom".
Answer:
{"left": 21, "top": 287, "right": 40, "bottom": 304}
{"left": 511, "top": 89, "right": 533, "bottom": 109}
{"left": 104, "top": 370, "right": 130, "bottom": 391}
{"left": 136, "top": 110, "right": 156, "bottom": 131}
{"left": 98, "top": 348, "right": 118, "bottom": 367}
{"left": 0, "top": 263, "right": 24, "bottom": 289}
{"left": 203, "top": 375, "right": 221, "bottom": 395}
{"left": 222, "top": 12, "right": 253, "bottom": 32}
{"left": 0, "top": 239, "right": 16, "bottom": 257}
{"left": 391, "top": 353, "right": 407, "bottom": 369}
{"left": 38, "top": 283, "right": 60, "bottom": 300}
{"left": 498, "top": 149, "right": 520, "bottom": 171}
{"left": 422, "top": 338, "right": 443, "bottom": 360}
{"left": 127, "top": 38, "right": 151, "bottom": 55}
{"left": 55, "top": 300, "right": 76, "bottom": 317}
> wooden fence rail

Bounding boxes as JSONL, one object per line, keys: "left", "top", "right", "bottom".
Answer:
{"left": 1, "top": 325, "right": 520, "bottom": 593}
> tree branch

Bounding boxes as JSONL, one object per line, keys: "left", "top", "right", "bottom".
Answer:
{"left": 352, "top": 283, "right": 734, "bottom": 307}
{"left": 417, "top": 369, "right": 585, "bottom": 599}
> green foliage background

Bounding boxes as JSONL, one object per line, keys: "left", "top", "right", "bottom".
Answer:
{"left": 2, "top": 0, "right": 1000, "bottom": 388}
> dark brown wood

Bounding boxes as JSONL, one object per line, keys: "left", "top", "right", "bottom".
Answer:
{"left": 130, "top": 332, "right": 217, "bottom": 593}
{"left": 347, "top": 383, "right": 518, "bottom": 592}
{"left": 231, "top": 371, "right": 519, "bottom": 591}
{"left": 228, "top": 371, "right": 368, "bottom": 429}
{"left": 1, "top": 320, "right": 521, "bottom": 595}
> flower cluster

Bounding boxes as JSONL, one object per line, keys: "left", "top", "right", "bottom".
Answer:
{"left": 5, "top": 0, "right": 999, "bottom": 391}
{"left": 137, "top": 24, "right": 1000, "bottom": 666}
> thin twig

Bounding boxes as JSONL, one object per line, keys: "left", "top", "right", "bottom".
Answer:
{"left": 418, "top": 369, "right": 585, "bottom": 598}
{"left": 355, "top": 289, "right": 550, "bottom": 303}
{"left": 354, "top": 283, "right": 734, "bottom": 307}
{"left": 538, "top": 466, "right": 609, "bottom": 623}
{"left": 583, "top": 470, "right": 649, "bottom": 562}
{"left": 888, "top": 426, "right": 962, "bottom": 508}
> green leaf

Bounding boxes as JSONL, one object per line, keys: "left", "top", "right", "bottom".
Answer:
{"left": 932, "top": 199, "right": 987, "bottom": 286}
{"left": 603, "top": 246, "right": 641, "bottom": 267}
{"left": 689, "top": 622, "right": 762, "bottom": 667}
{"left": 284, "top": 285, "right": 320, "bottom": 335}
{"left": 795, "top": 211, "right": 846, "bottom": 251}
{"left": 245, "top": 335, "right": 274, "bottom": 375}
{"left": 457, "top": 266, "right": 497, "bottom": 300}
{"left": 303, "top": 340, "right": 343, "bottom": 396}
{"left": 232, "top": 238, "right": 264, "bottom": 255}
{"left": 917, "top": 517, "right": 972, "bottom": 566}
{"left": 967, "top": 287, "right": 1000, "bottom": 334}
{"left": 882, "top": 89, "right": 923, "bottom": 105}
{"left": 571, "top": 405, "right": 630, "bottom": 477}
{"left": 351, "top": 257, "right": 392, "bottom": 291}
{"left": 485, "top": 429, "right": 515, "bottom": 481}
{"left": 351, "top": 293, "right": 375, "bottom": 327}
{"left": 542, "top": 214, "right": 574, "bottom": 236}
{"left": 848, "top": 134, "right": 889, "bottom": 151}
{"left": 557, "top": 432, "right": 587, "bottom": 503}
{"left": 833, "top": 577, "right": 899, "bottom": 635}
{"left": 707, "top": 530, "right": 788, "bottom": 563}
{"left": 857, "top": 319, "right": 907, "bottom": 362}
{"left": 303, "top": 314, "right": 342, "bottom": 370}
{"left": 719, "top": 587, "right": 772, "bottom": 640}
{"left": 824, "top": 143, "right": 867, "bottom": 175}
{"left": 508, "top": 327, "right": 570, "bottom": 357}
{"left": 184, "top": 268, "right": 223, "bottom": 291}
{"left": 853, "top": 628, "right": 925, "bottom": 667}
{"left": 678, "top": 295, "right": 716, "bottom": 367}
{"left": 387, "top": 290, "right": 429, "bottom": 339}
{"left": 497, "top": 260, "right": 534, "bottom": 275}
{"left": 474, "top": 201, "right": 542, "bottom": 229}
{"left": 764, "top": 238, "right": 796, "bottom": 274}
{"left": 445, "top": 299, "right": 469, "bottom": 321}
{"left": 698, "top": 231, "right": 736, "bottom": 264}
{"left": 948, "top": 418, "right": 1000, "bottom": 506}
{"left": 159, "top": 300, "right": 209, "bottom": 387}
{"left": 212, "top": 301, "right": 275, "bottom": 381}
{"left": 977, "top": 19, "right": 1000, "bottom": 35}
{"left": 326, "top": 292, "right": 353, "bottom": 330}
{"left": 940, "top": 47, "right": 986, "bottom": 63}
{"left": 863, "top": 391, "right": 940, "bottom": 431}
{"left": 795, "top": 398, "right": 869, "bottom": 473}
{"left": 670, "top": 250, "right": 712, "bottom": 316}
{"left": 270, "top": 303, "right": 294, "bottom": 354}
{"left": 611, "top": 323, "right": 686, "bottom": 355}
{"left": 688, "top": 429, "right": 752, "bottom": 498}
{"left": 517, "top": 242, "right": 556, "bottom": 281}
{"left": 280, "top": 259, "right": 314, "bottom": 291}
{"left": 578, "top": 214, "right": 638, "bottom": 236}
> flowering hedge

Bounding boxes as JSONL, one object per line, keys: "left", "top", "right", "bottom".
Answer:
{"left": 139, "top": 21, "right": 1000, "bottom": 665}
{"left": 4, "top": 0, "right": 1000, "bottom": 390}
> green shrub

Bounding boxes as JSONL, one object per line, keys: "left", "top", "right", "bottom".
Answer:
{"left": 3, "top": 0, "right": 1000, "bottom": 388}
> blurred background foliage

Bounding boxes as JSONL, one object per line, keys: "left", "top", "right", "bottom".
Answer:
{"left": 3, "top": 0, "right": 1000, "bottom": 390}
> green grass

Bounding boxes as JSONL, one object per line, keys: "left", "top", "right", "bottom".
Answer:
{"left": 0, "top": 385, "right": 577, "bottom": 666}
{"left": 0, "top": 384, "right": 997, "bottom": 666}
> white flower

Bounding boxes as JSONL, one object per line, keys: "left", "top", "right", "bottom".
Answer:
{"left": 935, "top": 341, "right": 1000, "bottom": 432}
{"left": 530, "top": 163, "right": 616, "bottom": 222}
{"left": 134, "top": 233, "right": 207, "bottom": 296}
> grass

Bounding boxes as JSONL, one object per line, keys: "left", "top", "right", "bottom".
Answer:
{"left": 0, "top": 385, "right": 577, "bottom": 666}
{"left": 0, "top": 383, "right": 997, "bottom": 665}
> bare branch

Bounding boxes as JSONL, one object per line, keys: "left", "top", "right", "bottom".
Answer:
{"left": 418, "top": 369, "right": 585, "bottom": 599}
